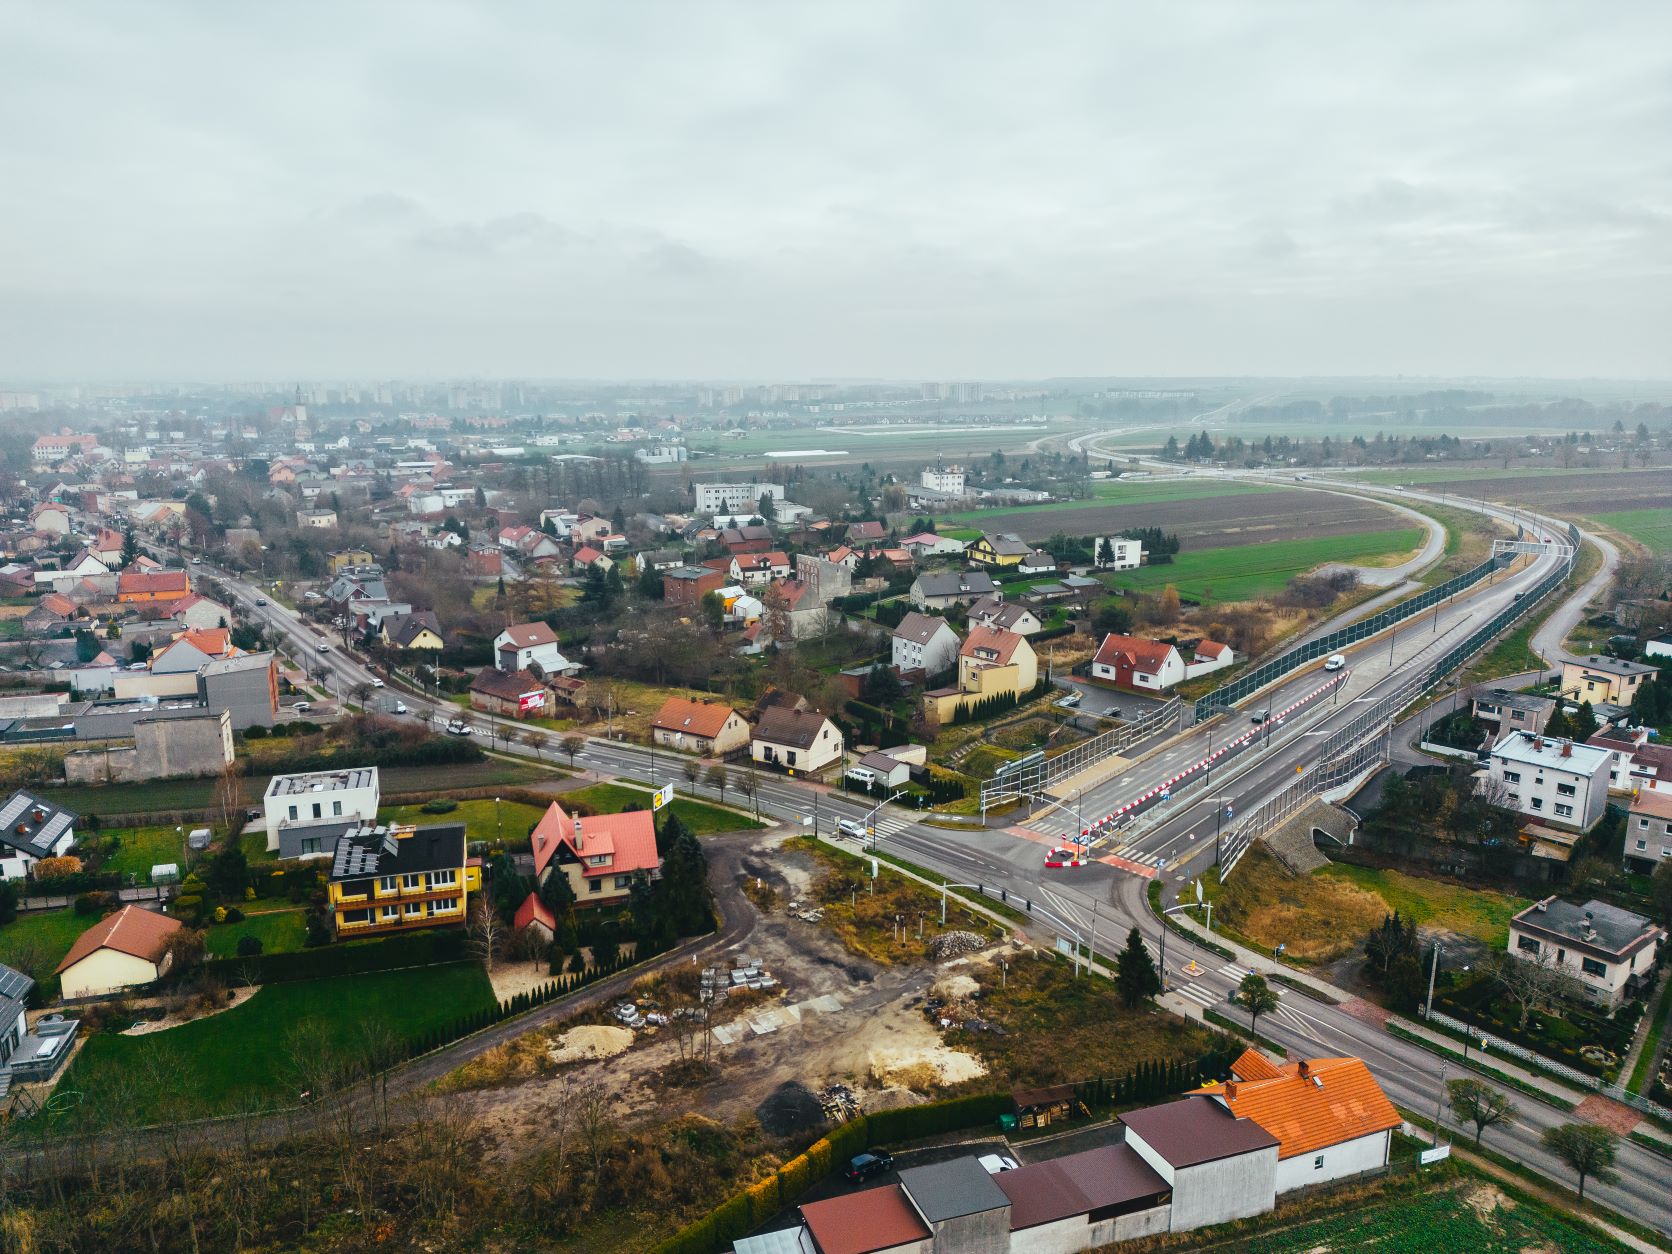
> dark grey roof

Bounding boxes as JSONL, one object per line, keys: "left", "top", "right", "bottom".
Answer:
{"left": 201, "top": 651, "right": 276, "bottom": 677}
{"left": 754, "top": 706, "right": 833, "bottom": 751}
{"left": 0, "top": 791, "right": 77, "bottom": 858}
{"left": 893, "top": 611, "right": 954, "bottom": 645}
{"left": 329, "top": 822, "right": 466, "bottom": 882}
{"left": 0, "top": 962, "right": 34, "bottom": 1003}
{"left": 997, "top": 1144, "right": 1168, "bottom": 1230}
{"left": 1120, "top": 1096, "right": 1279, "bottom": 1168}
{"left": 914, "top": 571, "right": 997, "bottom": 598}
{"left": 1572, "top": 654, "right": 1656, "bottom": 677}
{"left": 1513, "top": 897, "right": 1662, "bottom": 957}
{"left": 896, "top": 1156, "right": 1010, "bottom": 1223}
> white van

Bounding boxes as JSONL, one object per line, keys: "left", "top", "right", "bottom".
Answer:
{"left": 1324, "top": 654, "right": 1346, "bottom": 671}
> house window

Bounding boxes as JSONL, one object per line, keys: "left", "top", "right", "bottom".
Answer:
{"left": 1582, "top": 958, "right": 1606, "bottom": 977}
{"left": 332, "top": 800, "right": 343, "bottom": 816}
{"left": 1530, "top": 798, "right": 1543, "bottom": 811}
{"left": 301, "top": 837, "right": 321, "bottom": 856}
{"left": 311, "top": 803, "right": 322, "bottom": 819}
{"left": 1313, "top": 1155, "right": 1324, "bottom": 1170}
{"left": 404, "top": 901, "right": 425, "bottom": 917}
{"left": 1636, "top": 839, "right": 1647, "bottom": 851}
{"left": 403, "top": 873, "right": 423, "bottom": 890}
{"left": 1503, "top": 770, "right": 1521, "bottom": 784}
{"left": 588, "top": 878, "right": 602, "bottom": 893}
{"left": 614, "top": 875, "right": 633, "bottom": 890}
{"left": 287, "top": 805, "right": 298, "bottom": 821}
{"left": 343, "top": 909, "right": 370, "bottom": 925}
{"left": 1640, "top": 818, "right": 1650, "bottom": 829}
{"left": 379, "top": 875, "right": 399, "bottom": 894}
{"left": 1555, "top": 804, "right": 1573, "bottom": 818}
{"left": 432, "top": 869, "right": 456, "bottom": 888}
{"left": 1517, "top": 936, "right": 1540, "bottom": 954}
{"left": 381, "top": 906, "right": 400, "bottom": 921}
{"left": 1556, "top": 784, "right": 1576, "bottom": 797}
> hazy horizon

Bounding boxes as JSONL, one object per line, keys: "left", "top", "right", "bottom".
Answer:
{"left": 3, "top": 3, "right": 1669, "bottom": 382}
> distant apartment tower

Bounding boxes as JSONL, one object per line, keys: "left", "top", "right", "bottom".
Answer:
{"left": 693, "top": 482, "right": 786, "bottom": 515}
{"left": 920, "top": 464, "right": 966, "bottom": 495}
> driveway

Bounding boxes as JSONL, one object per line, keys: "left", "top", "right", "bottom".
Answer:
{"left": 1051, "top": 676, "right": 1170, "bottom": 723}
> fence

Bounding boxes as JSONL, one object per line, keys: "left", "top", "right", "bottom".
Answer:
{"left": 1218, "top": 524, "right": 1580, "bottom": 878}
{"left": 980, "top": 697, "right": 1182, "bottom": 810}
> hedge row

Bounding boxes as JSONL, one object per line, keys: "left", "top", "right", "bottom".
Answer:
{"left": 200, "top": 928, "right": 468, "bottom": 985}
{"left": 648, "top": 1092, "right": 1014, "bottom": 1254}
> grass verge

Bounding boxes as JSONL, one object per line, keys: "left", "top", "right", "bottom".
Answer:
{"left": 1626, "top": 976, "right": 1671, "bottom": 1097}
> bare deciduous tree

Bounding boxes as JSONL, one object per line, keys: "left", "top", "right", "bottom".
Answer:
{"left": 1488, "top": 947, "right": 1582, "bottom": 1030}
{"left": 466, "top": 898, "right": 502, "bottom": 972}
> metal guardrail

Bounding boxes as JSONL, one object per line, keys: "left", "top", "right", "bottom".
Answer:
{"left": 1219, "top": 523, "right": 1580, "bottom": 878}
{"left": 1193, "top": 549, "right": 1511, "bottom": 722}
{"left": 979, "top": 696, "right": 1182, "bottom": 809}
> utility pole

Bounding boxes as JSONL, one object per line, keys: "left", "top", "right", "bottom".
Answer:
{"left": 1425, "top": 938, "right": 1441, "bottom": 1020}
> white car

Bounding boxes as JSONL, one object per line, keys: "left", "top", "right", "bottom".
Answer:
{"left": 293, "top": 701, "right": 311, "bottom": 713}
{"left": 1323, "top": 654, "right": 1346, "bottom": 672}
{"left": 393, "top": 701, "right": 408, "bottom": 714}
{"left": 837, "top": 818, "right": 868, "bottom": 840}
{"left": 369, "top": 678, "right": 384, "bottom": 688}
{"left": 446, "top": 719, "right": 472, "bottom": 736}
{"left": 316, "top": 642, "right": 330, "bottom": 653}
{"left": 978, "top": 1154, "right": 1020, "bottom": 1174}
{"left": 1055, "top": 690, "right": 1082, "bottom": 708}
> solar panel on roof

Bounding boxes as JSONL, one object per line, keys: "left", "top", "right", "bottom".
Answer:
{"left": 0, "top": 965, "right": 33, "bottom": 1001}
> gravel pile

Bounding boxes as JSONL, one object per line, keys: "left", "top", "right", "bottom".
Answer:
{"left": 929, "top": 930, "right": 986, "bottom": 960}
{"left": 755, "top": 1080, "right": 826, "bottom": 1137}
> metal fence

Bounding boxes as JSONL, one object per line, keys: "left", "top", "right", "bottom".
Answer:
{"left": 1193, "top": 549, "right": 1511, "bottom": 722}
{"left": 979, "top": 697, "right": 1182, "bottom": 809}
{"left": 1218, "top": 524, "right": 1580, "bottom": 878}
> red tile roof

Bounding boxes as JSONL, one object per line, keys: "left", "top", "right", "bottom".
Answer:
{"left": 960, "top": 624, "right": 1026, "bottom": 666}
{"left": 1093, "top": 632, "right": 1177, "bottom": 675}
{"left": 529, "top": 801, "right": 658, "bottom": 881}
{"left": 514, "top": 892, "right": 557, "bottom": 934}
{"left": 55, "top": 905, "right": 182, "bottom": 974}
{"left": 652, "top": 697, "right": 740, "bottom": 740}
{"left": 118, "top": 570, "right": 189, "bottom": 597}
{"left": 1193, "top": 1057, "right": 1400, "bottom": 1161}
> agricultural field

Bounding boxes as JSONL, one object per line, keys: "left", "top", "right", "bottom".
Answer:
{"left": 1350, "top": 467, "right": 1672, "bottom": 518}
{"left": 1106, "top": 529, "right": 1424, "bottom": 604}
{"left": 1232, "top": 1176, "right": 1630, "bottom": 1253}
{"left": 62, "top": 963, "right": 497, "bottom": 1122}
{"left": 936, "top": 485, "right": 1414, "bottom": 552}
{"left": 566, "top": 781, "right": 764, "bottom": 833}
{"left": 1587, "top": 507, "right": 1672, "bottom": 554}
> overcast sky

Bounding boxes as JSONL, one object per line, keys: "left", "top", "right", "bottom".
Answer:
{"left": 2, "top": 3, "right": 1669, "bottom": 382}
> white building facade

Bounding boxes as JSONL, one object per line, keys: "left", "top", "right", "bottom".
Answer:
{"left": 693, "top": 482, "right": 785, "bottom": 515}
{"left": 263, "top": 768, "right": 381, "bottom": 853}
{"left": 1484, "top": 731, "right": 1610, "bottom": 832}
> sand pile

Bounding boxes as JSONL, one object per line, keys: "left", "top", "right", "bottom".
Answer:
{"left": 868, "top": 1044, "right": 988, "bottom": 1090}
{"left": 933, "top": 973, "right": 980, "bottom": 1000}
{"left": 548, "top": 1025, "right": 634, "bottom": 1063}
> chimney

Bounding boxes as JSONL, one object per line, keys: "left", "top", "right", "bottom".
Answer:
{"left": 573, "top": 818, "right": 583, "bottom": 851}
{"left": 1561, "top": 741, "right": 1572, "bottom": 758}
{"left": 1224, "top": 1080, "right": 1237, "bottom": 1101}
{"left": 1297, "top": 1059, "right": 1310, "bottom": 1080}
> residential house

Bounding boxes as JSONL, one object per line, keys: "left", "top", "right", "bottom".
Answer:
{"left": 466, "top": 544, "right": 504, "bottom": 577}
{"left": 327, "top": 547, "right": 374, "bottom": 573}
{"left": 1120, "top": 1095, "right": 1280, "bottom": 1231}
{"left": 296, "top": 508, "right": 338, "bottom": 529}
{"left": 470, "top": 667, "right": 549, "bottom": 719}
{"left": 1091, "top": 536, "right": 1144, "bottom": 571}
{"left": 752, "top": 707, "right": 844, "bottom": 775}
{"left": 901, "top": 531, "right": 967, "bottom": 560}
{"left": 651, "top": 697, "right": 751, "bottom": 757}
{"left": 846, "top": 520, "right": 886, "bottom": 545}
{"left": 381, "top": 611, "right": 445, "bottom": 651}
{"left": 1473, "top": 689, "right": 1557, "bottom": 737}
{"left": 1191, "top": 1053, "right": 1399, "bottom": 1193}
{"left": 969, "top": 594, "right": 1043, "bottom": 637}
{"left": 891, "top": 612, "right": 961, "bottom": 680}
{"left": 1092, "top": 634, "right": 1185, "bottom": 691}
{"left": 1560, "top": 655, "right": 1657, "bottom": 706}
{"left": 1484, "top": 730, "right": 1611, "bottom": 832}
{"left": 22, "top": 593, "right": 83, "bottom": 634}
{"left": 29, "top": 503, "right": 72, "bottom": 536}
{"left": 1508, "top": 897, "right": 1665, "bottom": 1011}
{"left": 571, "top": 545, "right": 613, "bottom": 574}
{"left": 327, "top": 822, "right": 482, "bottom": 937}
{"left": 55, "top": 905, "right": 182, "bottom": 1000}
{"left": 923, "top": 625, "right": 1038, "bottom": 723}
{"left": 663, "top": 565, "right": 728, "bottom": 608}
{"left": 1019, "top": 548, "right": 1057, "bottom": 575}
{"left": 117, "top": 569, "right": 190, "bottom": 605}
{"left": 263, "top": 767, "right": 381, "bottom": 855}
{"left": 494, "top": 622, "right": 575, "bottom": 676}
{"left": 0, "top": 791, "right": 78, "bottom": 881}
{"left": 894, "top": 1159, "right": 1011, "bottom": 1250}
{"left": 735, "top": 550, "right": 792, "bottom": 586}
{"left": 910, "top": 570, "right": 998, "bottom": 611}
{"left": 720, "top": 525, "right": 775, "bottom": 555}
{"left": 166, "top": 593, "right": 232, "bottom": 632}
{"left": 1587, "top": 727, "right": 1672, "bottom": 795}
{"left": 1189, "top": 639, "right": 1235, "bottom": 675}
{"left": 529, "top": 801, "right": 659, "bottom": 909}
{"left": 967, "top": 532, "right": 1033, "bottom": 567}
{"left": 1625, "top": 789, "right": 1672, "bottom": 873}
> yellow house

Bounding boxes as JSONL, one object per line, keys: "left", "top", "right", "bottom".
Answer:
{"left": 380, "top": 611, "right": 446, "bottom": 651}
{"left": 1559, "top": 655, "right": 1657, "bottom": 707}
{"left": 923, "top": 625, "right": 1039, "bottom": 723}
{"left": 327, "top": 822, "right": 482, "bottom": 937}
{"left": 328, "top": 547, "right": 375, "bottom": 574}
{"left": 55, "top": 905, "right": 182, "bottom": 1000}
{"left": 966, "top": 532, "right": 1032, "bottom": 568}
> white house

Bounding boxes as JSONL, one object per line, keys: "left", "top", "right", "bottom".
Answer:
{"left": 1587, "top": 727, "right": 1672, "bottom": 796}
{"left": 1092, "top": 634, "right": 1185, "bottom": 690}
{"left": 969, "top": 594, "right": 1044, "bottom": 637}
{"left": 919, "top": 464, "right": 966, "bottom": 495}
{"left": 494, "top": 622, "right": 576, "bottom": 677}
{"left": 892, "top": 612, "right": 961, "bottom": 678}
{"left": 1508, "top": 897, "right": 1665, "bottom": 1012}
{"left": 263, "top": 768, "right": 381, "bottom": 854}
{"left": 1626, "top": 789, "right": 1672, "bottom": 874}
{"left": 694, "top": 482, "right": 785, "bottom": 515}
{"left": 1484, "top": 730, "right": 1611, "bottom": 832}
{"left": 1120, "top": 1095, "right": 1279, "bottom": 1231}
{"left": 751, "top": 707, "right": 844, "bottom": 775}
{"left": 1092, "top": 537, "right": 1144, "bottom": 571}
{"left": 0, "top": 792, "right": 77, "bottom": 881}
{"left": 845, "top": 744, "right": 926, "bottom": 790}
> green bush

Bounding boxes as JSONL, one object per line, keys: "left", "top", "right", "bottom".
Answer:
{"left": 198, "top": 928, "right": 467, "bottom": 985}
{"left": 421, "top": 798, "right": 459, "bottom": 814}
{"left": 236, "top": 934, "right": 263, "bottom": 957}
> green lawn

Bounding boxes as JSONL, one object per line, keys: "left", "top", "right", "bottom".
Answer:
{"left": 566, "top": 782, "right": 763, "bottom": 834}
{"left": 1587, "top": 508, "right": 1672, "bottom": 554}
{"left": 96, "top": 825, "right": 202, "bottom": 880}
{"left": 62, "top": 963, "right": 497, "bottom": 1121}
{"left": 1106, "top": 529, "right": 1424, "bottom": 603}
{"left": 203, "top": 907, "right": 307, "bottom": 958}
{"left": 377, "top": 797, "right": 548, "bottom": 844}
{"left": 1318, "top": 863, "right": 1529, "bottom": 944}
{"left": 0, "top": 909, "right": 94, "bottom": 1001}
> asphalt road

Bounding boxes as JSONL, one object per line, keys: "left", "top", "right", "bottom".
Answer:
{"left": 187, "top": 482, "right": 1667, "bottom": 1235}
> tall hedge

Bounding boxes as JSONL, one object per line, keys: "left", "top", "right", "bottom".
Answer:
{"left": 199, "top": 928, "right": 467, "bottom": 985}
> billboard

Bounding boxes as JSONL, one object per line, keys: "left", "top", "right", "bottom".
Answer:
{"left": 518, "top": 689, "right": 546, "bottom": 714}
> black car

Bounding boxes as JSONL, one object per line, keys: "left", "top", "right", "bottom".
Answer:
{"left": 844, "top": 1150, "right": 893, "bottom": 1184}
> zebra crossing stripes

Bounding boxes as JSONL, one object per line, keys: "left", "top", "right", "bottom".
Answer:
{"left": 1107, "top": 843, "right": 1163, "bottom": 867}
{"left": 1172, "top": 983, "right": 1218, "bottom": 1008}
{"left": 871, "top": 816, "right": 910, "bottom": 836}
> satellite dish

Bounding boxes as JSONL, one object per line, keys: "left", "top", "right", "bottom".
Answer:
{"left": 1195, "top": 879, "right": 1204, "bottom": 904}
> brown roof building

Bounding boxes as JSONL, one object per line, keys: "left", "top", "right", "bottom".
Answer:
{"left": 55, "top": 905, "right": 183, "bottom": 999}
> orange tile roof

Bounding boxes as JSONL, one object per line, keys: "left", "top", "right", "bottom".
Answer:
{"left": 1230, "top": 1046, "right": 1283, "bottom": 1081}
{"left": 652, "top": 696, "right": 739, "bottom": 740}
{"left": 1195, "top": 1057, "right": 1399, "bottom": 1161}
{"left": 55, "top": 905, "right": 182, "bottom": 973}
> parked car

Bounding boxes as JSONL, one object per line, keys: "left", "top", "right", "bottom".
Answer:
{"left": 1323, "top": 654, "right": 1346, "bottom": 671}
{"left": 393, "top": 701, "right": 408, "bottom": 714}
{"left": 191, "top": 556, "right": 202, "bottom": 565}
{"left": 369, "top": 677, "right": 384, "bottom": 688}
{"left": 845, "top": 1150, "right": 894, "bottom": 1184}
{"left": 446, "top": 719, "right": 472, "bottom": 736}
{"left": 1055, "top": 690, "right": 1082, "bottom": 708}
{"left": 293, "top": 701, "right": 311, "bottom": 713}
{"left": 254, "top": 596, "right": 267, "bottom": 606}
{"left": 978, "top": 1153, "right": 1021, "bottom": 1174}
{"left": 837, "top": 818, "right": 868, "bottom": 840}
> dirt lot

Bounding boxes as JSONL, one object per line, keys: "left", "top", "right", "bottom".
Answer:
{"left": 437, "top": 833, "right": 1002, "bottom": 1160}
{"left": 1397, "top": 468, "right": 1672, "bottom": 514}
{"left": 943, "top": 488, "right": 1409, "bottom": 548}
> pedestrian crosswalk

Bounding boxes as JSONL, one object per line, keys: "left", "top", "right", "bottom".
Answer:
{"left": 872, "top": 815, "right": 911, "bottom": 837}
{"left": 1104, "top": 843, "right": 1164, "bottom": 867}
{"left": 1172, "top": 982, "right": 1218, "bottom": 1008}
